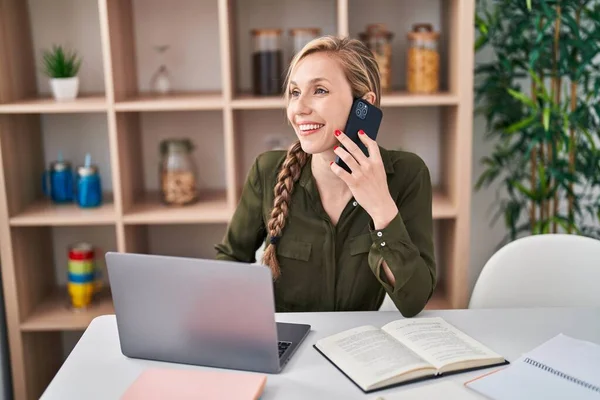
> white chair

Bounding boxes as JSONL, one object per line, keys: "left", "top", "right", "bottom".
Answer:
{"left": 469, "top": 233, "right": 600, "bottom": 309}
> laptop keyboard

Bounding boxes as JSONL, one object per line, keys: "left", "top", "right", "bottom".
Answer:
{"left": 278, "top": 341, "right": 292, "bottom": 358}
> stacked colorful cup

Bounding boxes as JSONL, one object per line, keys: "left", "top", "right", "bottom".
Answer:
{"left": 67, "top": 243, "right": 100, "bottom": 309}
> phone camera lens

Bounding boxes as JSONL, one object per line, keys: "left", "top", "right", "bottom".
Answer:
{"left": 355, "top": 101, "right": 368, "bottom": 119}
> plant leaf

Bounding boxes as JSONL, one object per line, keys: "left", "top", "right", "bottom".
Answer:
{"left": 505, "top": 114, "right": 537, "bottom": 134}
{"left": 507, "top": 88, "right": 537, "bottom": 109}
{"left": 513, "top": 181, "right": 536, "bottom": 199}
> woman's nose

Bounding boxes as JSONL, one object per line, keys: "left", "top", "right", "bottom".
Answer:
{"left": 293, "top": 94, "right": 312, "bottom": 115}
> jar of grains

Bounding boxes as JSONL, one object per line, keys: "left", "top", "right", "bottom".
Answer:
{"left": 407, "top": 23, "right": 440, "bottom": 94}
{"left": 359, "top": 24, "right": 394, "bottom": 92}
{"left": 159, "top": 138, "right": 199, "bottom": 206}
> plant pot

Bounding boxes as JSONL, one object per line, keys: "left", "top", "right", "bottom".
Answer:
{"left": 49, "top": 77, "right": 79, "bottom": 101}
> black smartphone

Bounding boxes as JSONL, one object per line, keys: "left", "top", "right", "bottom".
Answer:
{"left": 335, "top": 97, "right": 383, "bottom": 173}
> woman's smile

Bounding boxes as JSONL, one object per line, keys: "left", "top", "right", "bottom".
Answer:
{"left": 297, "top": 121, "right": 325, "bottom": 136}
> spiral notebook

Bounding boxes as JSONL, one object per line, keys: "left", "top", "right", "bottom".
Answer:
{"left": 465, "top": 334, "right": 600, "bottom": 400}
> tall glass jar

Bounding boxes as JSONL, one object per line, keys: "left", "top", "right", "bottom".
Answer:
{"left": 159, "top": 139, "right": 199, "bottom": 206}
{"left": 407, "top": 23, "right": 440, "bottom": 94}
{"left": 251, "top": 29, "right": 283, "bottom": 96}
{"left": 359, "top": 24, "right": 394, "bottom": 92}
{"left": 289, "top": 28, "right": 321, "bottom": 57}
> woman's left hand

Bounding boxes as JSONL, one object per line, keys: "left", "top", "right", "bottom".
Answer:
{"left": 331, "top": 129, "right": 399, "bottom": 230}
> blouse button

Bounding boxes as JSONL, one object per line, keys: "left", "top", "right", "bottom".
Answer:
{"left": 377, "top": 232, "right": 383, "bottom": 237}
{"left": 352, "top": 201, "right": 358, "bottom": 207}
{"left": 381, "top": 241, "right": 386, "bottom": 247}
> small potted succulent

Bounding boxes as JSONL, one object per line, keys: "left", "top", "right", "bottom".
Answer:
{"left": 42, "top": 44, "right": 82, "bottom": 101}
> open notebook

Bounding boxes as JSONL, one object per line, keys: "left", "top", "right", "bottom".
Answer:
{"left": 314, "top": 317, "right": 507, "bottom": 393}
{"left": 465, "top": 334, "right": 600, "bottom": 400}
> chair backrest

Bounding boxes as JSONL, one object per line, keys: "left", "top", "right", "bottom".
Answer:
{"left": 469, "top": 234, "right": 600, "bottom": 309}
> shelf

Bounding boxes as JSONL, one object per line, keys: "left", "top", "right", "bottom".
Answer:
{"left": 231, "top": 94, "right": 285, "bottom": 110}
{"left": 9, "top": 197, "right": 116, "bottom": 226}
{"left": 231, "top": 92, "right": 458, "bottom": 110}
{"left": 123, "top": 190, "right": 231, "bottom": 224}
{"left": 432, "top": 190, "right": 456, "bottom": 219}
{"left": 119, "top": 190, "right": 451, "bottom": 224}
{"left": 0, "top": 95, "right": 108, "bottom": 114}
{"left": 115, "top": 92, "right": 225, "bottom": 112}
{"left": 20, "top": 289, "right": 114, "bottom": 332}
{"left": 380, "top": 92, "right": 459, "bottom": 107}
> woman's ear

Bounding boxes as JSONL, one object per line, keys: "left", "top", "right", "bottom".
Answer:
{"left": 362, "top": 91, "right": 377, "bottom": 105}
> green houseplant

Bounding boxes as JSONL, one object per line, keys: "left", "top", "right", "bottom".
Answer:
{"left": 42, "top": 44, "right": 82, "bottom": 101}
{"left": 474, "top": 0, "right": 600, "bottom": 244}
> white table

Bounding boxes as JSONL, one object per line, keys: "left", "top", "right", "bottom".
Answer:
{"left": 41, "top": 308, "right": 600, "bottom": 400}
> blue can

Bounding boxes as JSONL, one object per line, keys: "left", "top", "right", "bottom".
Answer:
{"left": 76, "top": 165, "right": 102, "bottom": 208}
{"left": 42, "top": 161, "right": 74, "bottom": 203}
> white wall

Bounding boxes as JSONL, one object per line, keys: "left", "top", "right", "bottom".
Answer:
{"left": 132, "top": 0, "right": 222, "bottom": 92}
{"left": 468, "top": 43, "right": 508, "bottom": 291}
{"left": 24, "top": 0, "right": 504, "bottom": 353}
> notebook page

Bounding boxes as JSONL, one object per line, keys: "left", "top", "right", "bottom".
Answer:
{"left": 522, "top": 334, "right": 600, "bottom": 389}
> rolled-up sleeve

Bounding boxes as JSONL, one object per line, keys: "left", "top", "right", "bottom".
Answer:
{"left": 367, "top": 164, "right": 437, "bottom": 317}
{"left": 215, "top": 157, "right": 266, "bottom": 263}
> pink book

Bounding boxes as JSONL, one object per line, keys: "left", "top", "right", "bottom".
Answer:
{"left": 120, "top": 368, "right": 267, "bottom": 400}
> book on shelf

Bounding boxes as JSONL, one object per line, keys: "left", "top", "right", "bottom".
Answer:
{"left": 314, "top": 317, "right": 508, "bottom": 393}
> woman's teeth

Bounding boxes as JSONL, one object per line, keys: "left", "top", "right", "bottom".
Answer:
{"left": 299, "top": 124, "right": 324, "bottom": 131}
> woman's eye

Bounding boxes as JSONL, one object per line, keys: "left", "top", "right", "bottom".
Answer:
{"left": 315, "top": 88, "right": 328, "bottom": 94}
{"left": 290, "top": 89, "right": 300, "bottom": 97}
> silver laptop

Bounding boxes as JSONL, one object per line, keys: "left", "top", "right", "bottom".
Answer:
{"left": 105, "top": 252, "right": 311, "bottom": 373}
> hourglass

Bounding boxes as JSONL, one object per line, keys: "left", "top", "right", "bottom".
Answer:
{"left": 150, "top": 44, "right": 172, "bottom": 95}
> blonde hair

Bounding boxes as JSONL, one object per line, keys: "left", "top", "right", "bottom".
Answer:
{"left": 262, "top": 35, "right": 382, "bottom": 280}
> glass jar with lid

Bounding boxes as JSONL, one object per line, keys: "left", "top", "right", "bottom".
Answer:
{"left": 407, "top": 23, "right": 441, "bottom": 94}
{"left": 289, "top": 28, "right": 321, "bottom": 57}
{"left": 359, "top": 24, "right": 394, "bottom": 92}
{"left": 76, "top": 154, "right": 103, "bottom": 208}
{"left": 251, "top": 28, "right": 283, "bottom": 96}
{"left": 159, "top": 138, "right": 199, "bottom": 206}
{"left": 42, "top": 158, "right": 74, "bottom": 204}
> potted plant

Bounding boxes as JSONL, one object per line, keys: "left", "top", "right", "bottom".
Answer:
{"left": 474, "top": 0, "right": 600, "bottom": 244}
{"left": 42, "top": 44, "right": 82, "bottom": 101}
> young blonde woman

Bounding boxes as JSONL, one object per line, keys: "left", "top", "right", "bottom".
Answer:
{"left": 216, "top": 35, "right": 436, "bottom": 317}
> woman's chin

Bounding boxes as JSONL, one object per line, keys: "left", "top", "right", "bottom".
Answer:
{"left": 297, "top": 136, "right": 334, "bottom": 155}
{"left": 298, "top": 140, "right": 327, "bottom": 155}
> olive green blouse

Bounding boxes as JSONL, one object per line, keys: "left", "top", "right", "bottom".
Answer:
{"left": 214, "top": 147, "right": 437, "bottom": 317}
